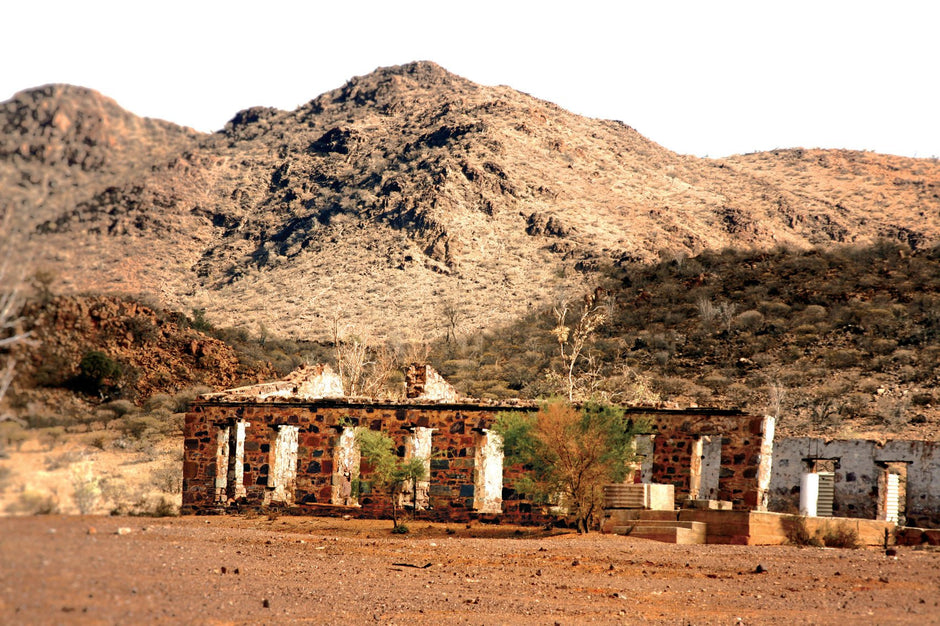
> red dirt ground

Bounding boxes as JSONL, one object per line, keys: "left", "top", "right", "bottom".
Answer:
{"left": 1, "top": 515, "right": 938, "bottom": 624}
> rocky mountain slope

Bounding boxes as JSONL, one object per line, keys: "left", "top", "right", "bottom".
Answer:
{"left": 4, "top": 62, "right": 939, "bottom": 342}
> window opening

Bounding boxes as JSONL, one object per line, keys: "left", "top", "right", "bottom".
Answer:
{"left": 266, "top": 425, "right": 299, "bottom": 504}
{"left": 399, "top": 426, "right": 432, "bottom": 510}
{"left": 214, "top": 420, "right": 247, "bottom": 503}
{"left": 689, "top": 435, "right": 721, "bottom": 500}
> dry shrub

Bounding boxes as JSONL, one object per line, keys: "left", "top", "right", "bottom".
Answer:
{"left": 0, "top": 422, "right": 28, "bottom": 451}
{"left": 759, "top": 300, "right": 791, "bottom": 317}
{"left": 151, "top": 461, "right": 182, "bottom": 494}
{"left": 0, "top": 464, "right": 13, "bottom": 491}
{"left": 911, "top": 392, "right": 934, "bottom": 406}
{"left": 825, "top": 349, "right": 861, "bottom": 369}
{"left": 44, "top": 450, "right": 83, "bottom": 471}
{"left": 821, "top": 522, "right": 860, "bottom": 549}
{"left": 101, "top": 399, "right": 136, "bottom": 417}
{"left": 143, "top": 496, "right": 178, "bottom": 517}
{"left": 171, "top": 385, "right": 213, "bottom": 412}
{"left": 70, "top": 461, "right": 102, "bottom": 515}
{"left": 869, "top": 338, "right": 897, "bottom": 355}
{"left": 784, "top": 516, "right": 860, "bottom": 549}
{"left": 702, "top": 374, "right": 730, "bottom": 390}
{"left": 800, "top": 305, "right": 828, "bottom": 322}
{"left": 6, "top": 490, "right": 60, "bottom": 515}
{"left": 783, "top": 515, "right": 822, "bottom": 547}
{"left": 735, "top": 309, "right": 765, "bottom": 332}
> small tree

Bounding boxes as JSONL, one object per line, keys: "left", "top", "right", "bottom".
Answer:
{"left": 30, "top": 268, "right": 57, "bottom": 306}
{"left": 355, "top": 428, "right": 427, "bottom": 531}
{"left": 329, "top": 314, "right": 400, "bottom": 398}
{"left": 440, "top": 298, "right": 466, "bottom": 344}
{"left": 493, "top": 401, "right": 643, "bottom": 533}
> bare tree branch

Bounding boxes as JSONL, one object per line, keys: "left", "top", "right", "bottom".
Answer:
{"left": 552, "top": 290, "right": 607, "bottom": 402}
{"left": 0, "top": 206, "right": 35, "bottom": 410}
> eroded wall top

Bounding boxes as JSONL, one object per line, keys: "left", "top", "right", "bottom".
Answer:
{"left": 202, "top": 363, "right": 345, "bottom": 401}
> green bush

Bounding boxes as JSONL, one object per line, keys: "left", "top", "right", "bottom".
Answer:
{"left": 188, "top": 308, "right": 213, "bottom": 333}
{"left": 77, "top": 350, "right": 122, "bottom": 395}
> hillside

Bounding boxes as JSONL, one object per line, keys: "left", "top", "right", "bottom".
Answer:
{"left": 0, "top": 84, "right": 202, "bottom": 233}
{"left": 430, "top": 241, "right": 940, "bottom": 439}
{"left": 4, "top": 62, "right": 940, "bottom": 342}
{"left": 8, "top": 295, "right": 274, "bottom": 418}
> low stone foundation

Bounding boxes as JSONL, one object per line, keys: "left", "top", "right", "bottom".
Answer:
{"left": 602, "top": 509, "right": 897, "bottom": 546}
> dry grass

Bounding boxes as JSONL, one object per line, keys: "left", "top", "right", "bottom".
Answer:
{"left": 0, "top": 428, "right": 181, "bottom": 516}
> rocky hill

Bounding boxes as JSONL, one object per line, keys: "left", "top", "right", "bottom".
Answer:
{"left": 13, "top": 295, "right": 273, "bottom": 403}
{"left": 4, "top": 62, "right": 939, "bottom": 343}
{"left": 0, "top": 84, "right": 201, "bottom": 232}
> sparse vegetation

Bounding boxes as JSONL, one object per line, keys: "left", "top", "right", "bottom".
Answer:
{"left": 70, "top": 460, "right": 102, "bottom": 514}
{"left": 6, "top": 490, "right": 60, "bottom": 515}
{"left": 783, "top": 515, "right": 861, "bottom": 549}
{"left": 820, "top": 522, "right": 861, "bottom": 549}
{"left": 783, "top": 515, "right": 822, "bottom": 547}
{"left": 432, "top": 242, "right": 940, "bottom": 437}
{"left": 355, "top": 427, "right": 428, "bottom": 531}
{"left": 494, "top": 401, "right": 643, "bottom": 533}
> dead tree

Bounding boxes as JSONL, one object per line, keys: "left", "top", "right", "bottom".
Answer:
{"left": 551, "top": 291, "right": 607, "bottom": 402}
{"left": 0, "top": 208, "right": 35, "bottom": 413}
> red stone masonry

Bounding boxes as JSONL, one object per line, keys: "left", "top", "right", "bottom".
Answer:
{"left": 628, "top": 408, "right": 771, "bottom": 509}
{"left": 183, "top": 397, "right": 771, "bottom": 522}
{"left": 182, "top": 398, "right": 543, "bottom": 523}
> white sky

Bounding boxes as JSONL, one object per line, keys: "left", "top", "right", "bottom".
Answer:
{"left": 2, "top": 0, "right": 937, "bottom": 158}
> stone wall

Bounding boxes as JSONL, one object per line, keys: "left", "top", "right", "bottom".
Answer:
{"left": 183, "top": 399, "right": 772, "bottom": 522}
{"left": 404, "top": 364, "right": 458, "bottom": 402}
{"left": 182, "top": 399, "right": 543, "bottom": 523}
{"left": 632, "top": 409, "right": 774, "bottom": 511}
{"left": 768, "top": 438, "right": 940, "bottom": 528}
{"left": 204, "top": 363, "right": 344, "bottom": 401}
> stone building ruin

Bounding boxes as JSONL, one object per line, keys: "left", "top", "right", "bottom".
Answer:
{"left": 182, "top": 364, "right": 775, "bottom": 524}
{"left": 182, "top": 364, "right": 940, "bottom": 543}
{"left": 768, "top": 437, "right": 940, "bottom": 529}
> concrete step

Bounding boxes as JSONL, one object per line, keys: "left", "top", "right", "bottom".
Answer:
{"left": 682, "top": 499, "right": 733, "bottom": 511}
{"left": 613, "top": 520, "right": 707, "bottom": 544}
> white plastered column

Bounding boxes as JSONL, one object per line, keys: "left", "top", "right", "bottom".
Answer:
{"left": 266, "top": 425, "right": 299, "bottom": 505}
{"left": 474, "top": 430, "right": 504, "bottom": 514}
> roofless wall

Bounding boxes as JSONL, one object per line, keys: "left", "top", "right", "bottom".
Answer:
{"left": 181, "top": 365, "right": 772, "bottom": 522}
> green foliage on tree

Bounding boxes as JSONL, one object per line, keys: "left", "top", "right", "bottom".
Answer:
{"left": 78, "top": 350, "right": 122, "bottom": 395}
{"left": 355, "top": 427, "right": 427, "bottom": 531}
{"left": 493, "top": 401, "right": 645, "bottom": 533}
